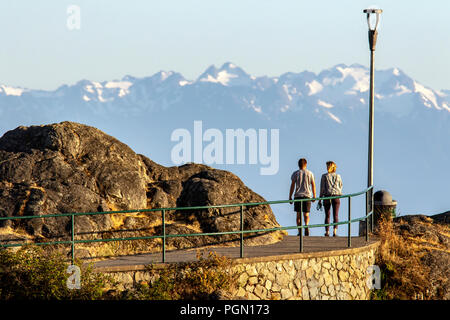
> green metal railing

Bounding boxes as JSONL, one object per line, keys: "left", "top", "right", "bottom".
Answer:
{"left": 0, "top": 186, "right": 374, "bottom": 264}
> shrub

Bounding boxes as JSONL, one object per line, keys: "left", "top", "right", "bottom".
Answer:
{"left": 125, "top": 250, "right": 237, "bottom": 300}
{"left": 0, "top": 245, "right": 116, "bottom": 300}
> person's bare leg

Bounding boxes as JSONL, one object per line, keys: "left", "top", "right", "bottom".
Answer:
{"left": 303, "top": 212, "right": 310, "bottom": 236}
{"left": 296, "top": 212, "right": 301, "bottom": 235}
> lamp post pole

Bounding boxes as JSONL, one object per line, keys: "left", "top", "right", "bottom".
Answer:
{"left": 364, "top": 8, "right": 382, "bottom": 234}
{"left": 368, "top": 32, "right": 375, "bottom": 212}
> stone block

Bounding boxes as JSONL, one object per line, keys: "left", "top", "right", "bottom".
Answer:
{"left": 248, "top": 276, "right": 258, "bottom": 285}
{"left": 332, "top": 270, "right": 339, "bottom": 285}
{"left": 341, "top": 282, "right": 351, "bottom": 293}
{"left": 324, "top": 273, "right": 333, "bottom": 287}
{"left": 236, "top": 287, "right": 246, "bottom": 297}
{"left": 245, "top": 284, "right": 254, "bottom": 293}
{"left": 260, "top": 267, "right": 269, "bottom": 277}
{"left": 271, "top": 292, "right": 281, "bottom": 300}
{"left": 294, "top": 278, "right": 302, "bottom": 291}
{"left": 281, "top": 288, "right": 293, "bottom": 300}
{"left": 276, "top": 263, "right": 283, "bottom": 272}
{"left": 246, "top": 265, "right": 258, "bottom": 277}
{"left": 271, "top": 283, "right": 281, "bottom": 292}
{"left": 312, "top": 261, "right": 321, "bottom": 273}
{"left": 267, "top": 261, "right": 276, "bottom": 272}
{"left": 330, "top": 258, "right": 336, "bottom": 269}
{"left": 328, "top": 284, "right": 335, "bottom": 297}
{"left": 276, "top": 272, "right": 290, "bottom": 287}
{"left": 309, "top": 286, "right": 318, "bottom": 299}
{"left": 350, "top": 286, "right": 357, "bottom": 299}
{"left": 238, "top": 272, "right": 249, "bottom": 287}
{"left": 301, "top": 286, "right": 310, "bottom": 300}
{"left": 350, "top": 258, "right": 357, "bottom": 270}
{"left": 254, "top": 284, "right": 267, "bottom": 299}
{"left": 301, "top": 279, "right": 307, "bottom": 287}
{"left": 301, "top": 259, "right": 308, "bottom": 270}
{"left": 265, "top": 279, "right": 272, "bottom": 291}
{"left": 339, "top": 270, "right": 349, "bottom": 282}
{"left": 320, "top": 285, "right": 328, "bottom": 295}
{"left": 319, "top": 275, "right": 325, "bottom": 287}
{"left": 307, "top": 276, "right": 319, "bottom": 286}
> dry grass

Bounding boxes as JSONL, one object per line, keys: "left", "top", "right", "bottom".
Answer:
{"left": 373, "top": 217, "right": 447, "bottom": 300}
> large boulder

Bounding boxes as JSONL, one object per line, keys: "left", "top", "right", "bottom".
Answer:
{"left": 143, "top": 158, "right": 283, "bottom": 246}
{"left": 0, "top": 122, "right": 284, "bottom": 254}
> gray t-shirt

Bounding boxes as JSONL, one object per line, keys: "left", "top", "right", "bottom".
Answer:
{"left": 291, "top": 169, "right": 315, "bottom": 198}
{"left": 320, "top": 172, "right": 343, "bottom": 197}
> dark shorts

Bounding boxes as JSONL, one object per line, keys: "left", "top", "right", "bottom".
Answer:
{"left": 294, "top": 196, "right": 312, "bottom": 213}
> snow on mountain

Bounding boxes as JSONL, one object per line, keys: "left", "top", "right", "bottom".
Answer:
{"left": 0, "top": 63, "right": 448, "bottom": 120}
{"left": 197, "top": 62, "right": 254, "bottom": 87}
{"left": 306, "top": 80, "right": 324, "bottom": 96}
{"left": 0, "top": 85, "right": 28, "bottom": 96}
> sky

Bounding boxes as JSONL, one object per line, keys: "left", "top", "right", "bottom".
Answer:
{"left": 0, "top": 0, "right": 449, "bottom": 91}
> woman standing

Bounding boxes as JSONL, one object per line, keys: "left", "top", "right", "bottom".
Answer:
{"left": 319, "top": 161, "right": 343, "bottom": 237}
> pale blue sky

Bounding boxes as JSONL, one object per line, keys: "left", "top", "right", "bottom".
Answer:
{"left": 0, "top": 0, "right": 449, "bottom": 91}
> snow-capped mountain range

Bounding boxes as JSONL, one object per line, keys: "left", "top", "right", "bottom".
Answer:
{"left": 1, "top": 62, "right": 448, "bottom": 122}
{"left": 0, "top": 62, "right": 449, "bottom": 233}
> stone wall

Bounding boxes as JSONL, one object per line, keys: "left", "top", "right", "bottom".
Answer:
{"left": 98, "top": 241, "right": 379, "bottom": 300}
{"left": 231, "top": 243, "right": 378, "bottom": 300}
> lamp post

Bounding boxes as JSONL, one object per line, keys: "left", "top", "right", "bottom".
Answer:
{"left": 363, "top": 8, "right": 382, "bottom": 235}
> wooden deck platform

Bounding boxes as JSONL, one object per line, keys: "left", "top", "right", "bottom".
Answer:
{"left": 92, "top": 236, "right": 379, "bottom": 272}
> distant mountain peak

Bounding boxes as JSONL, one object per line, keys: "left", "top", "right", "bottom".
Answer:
{"left": 197, "top": 62, "right": 252, "bottom": 86}
{"left": 0, "top": 63, "right": 448, "bottom": 117}
{"left": 220, "top": 61, "right": 238, "bottom": 69}
{"left": 0, "top": 84, "right": 28, "bottom": 96}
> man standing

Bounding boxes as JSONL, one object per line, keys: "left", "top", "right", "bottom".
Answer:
{"left": 289, "top": 158, "right": 316, "bottom": 236}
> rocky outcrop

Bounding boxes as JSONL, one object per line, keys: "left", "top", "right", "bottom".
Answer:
{"left": 0, "top": 122, "right": 284, "bottom": 254}
{"left": 0, "top": 122, "right": 149, "bottom": 238}
{"left": 143, "top": 157, "right": 282, "bottom": 245}
{"left": 375, "top": 211, "right": 450, "bottom": 300}
{"left": 393, "top": 212, "right": 449, "bottom": 300}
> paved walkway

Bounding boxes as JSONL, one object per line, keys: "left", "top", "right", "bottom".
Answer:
{"left": 92, "top": 236, "right": 379, "bottom": 271}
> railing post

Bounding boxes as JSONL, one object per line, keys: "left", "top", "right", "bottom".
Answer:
{"left": 348, "top": 197, "right": 351, "bottom": 248}
{"left": 240, "top": 205, "right": 244, "bottom": 258}
{"left": 299, "top": 201, "right": 303, "bottom": 253}
{"left": 370, "top": 187, "right": 374, "bottom": 233}
{"left": 365, "top": 190, "right": 369, "bottom": 242}
{"left": 162, "top": 209, "right": 166, "bottom": 263}
{"left": 71, "top": 214, "right": 75, "bottom": 265}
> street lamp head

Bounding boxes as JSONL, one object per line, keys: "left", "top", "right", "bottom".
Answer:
{"left": 363, "top": 8, "right": 383, "bottom": 51}
{"left": 363, "top": 8, "right": 383, "bottom": 31}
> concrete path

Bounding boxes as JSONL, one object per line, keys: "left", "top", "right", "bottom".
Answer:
{"left": 92, "top": 236, "right": 379, "bottom": 271}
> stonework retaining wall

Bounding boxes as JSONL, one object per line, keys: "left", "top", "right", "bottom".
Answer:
{"left": 97, "top": 241, "right": 379, "bottom": 300}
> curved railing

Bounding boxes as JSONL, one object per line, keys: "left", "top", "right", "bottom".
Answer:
{"left": 0, "top": 186, "right": 374, "bottom": 264}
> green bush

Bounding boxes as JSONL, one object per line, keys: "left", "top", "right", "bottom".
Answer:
{"left": 125, "top": 250, "right": 237, "bottom": 300}
{"left": 0, "top": 245, "right": 116, "bottom": 300}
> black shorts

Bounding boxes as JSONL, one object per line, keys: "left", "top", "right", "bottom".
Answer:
{"left": 294, "top": 196, "right": 312, "bottom": 213}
